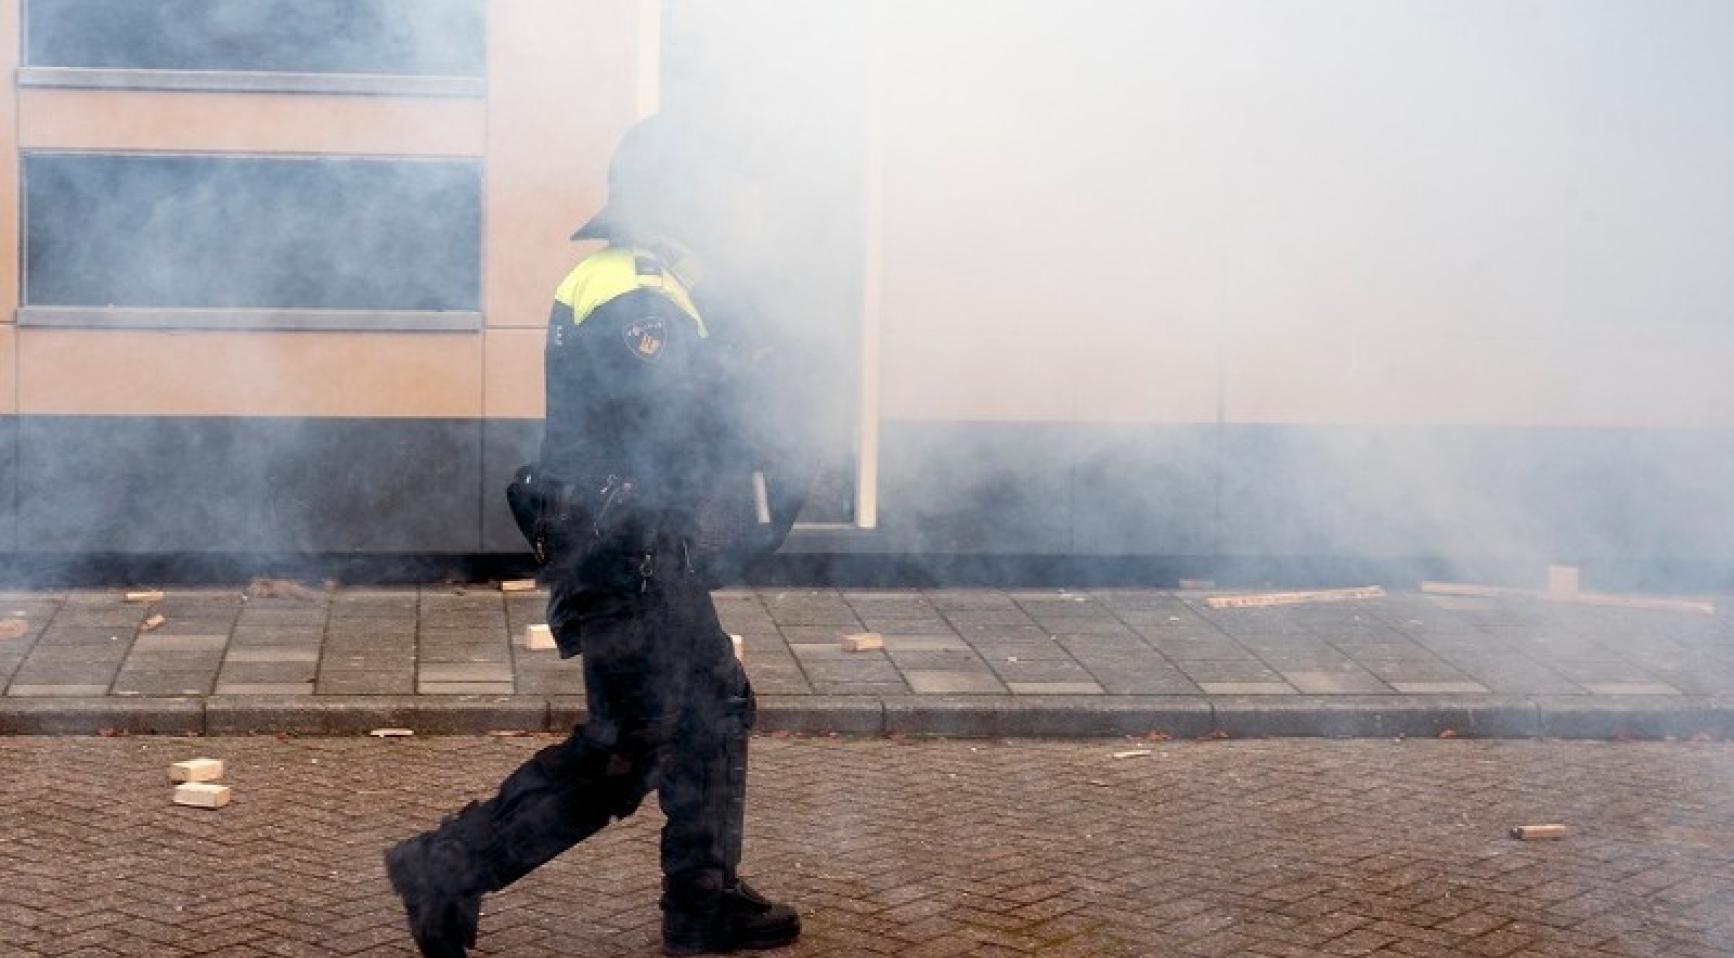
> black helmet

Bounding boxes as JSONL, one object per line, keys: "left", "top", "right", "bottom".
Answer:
{"left": 571, "top": 115, "right": 709, "bottom": 242}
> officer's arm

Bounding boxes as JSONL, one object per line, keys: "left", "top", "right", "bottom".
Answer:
{"left": 540, "top": 297, "right": 589, "bottom": 478}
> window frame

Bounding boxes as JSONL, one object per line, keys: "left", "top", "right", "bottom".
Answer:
{"left": 19, "top": 149, "right": 486, "bottom": 332}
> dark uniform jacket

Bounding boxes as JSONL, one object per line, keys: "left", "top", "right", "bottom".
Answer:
{"left": 533, "top": 244, "right": 814, "bottom": 611}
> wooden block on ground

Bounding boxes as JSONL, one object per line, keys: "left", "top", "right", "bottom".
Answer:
{"left": 499, "top": 579, "right": 537, "bottom": 593}
{"left": 169, "top": 758, "right": 225, "bottom": 783}
{"left": 523, "top": 624, "right": 556, "bottom": 651}
{"left": 1569, "top": 592, "right": 1715, "bottom": 615}
{"left": 368, "top": 728, "right": 415, "bottom": 738}
{"left": 841, "top": 632, "right": 884, "bottom": 652}
{"left": 1547, "top": 565, "right": 1580, "bottom": 597}
{"left": 1510, "top": 824, "right": 1569, "bottom": 841}
{"left": 173, "top": 782, "right": 231, "bottom": 809}
{"left": 126, "top": 590, "right": 164, "bottom": 603}
{"left": 141, "top": 613, "right": 167, "bottom": 632}
{"left": 1420, "top": 581, "right": 1519, "bottom": 598}
{"left": 1206, "top": 586, "right": 1384, "bottom": 609}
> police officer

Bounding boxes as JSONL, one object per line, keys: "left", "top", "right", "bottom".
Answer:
{"left": 384, "top": 116, "right": 806, "bottom": 957}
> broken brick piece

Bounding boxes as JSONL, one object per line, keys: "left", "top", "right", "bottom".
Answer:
{"left": 173, "top": 782, "right": 231, "bottom": 809}
{"left": 169, "top": 758, "right": 224, "bottom": 783}
{"left": 841, "top": 633, "right": 884, "bottom": 652}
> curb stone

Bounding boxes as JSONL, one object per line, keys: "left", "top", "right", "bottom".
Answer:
{"left": 755, "top": 695, "right": 884, "bottom": 735}
{"left": 1533, "top": 696, "right": 1734, "bottom": 740}
{"left": 0, "top": 697, "right": 202, "bottom": 735}
{"left": 3, "top": 693, "right": 1733, "bottom": 740}
{"left": 1209, "top": 695, "right": 1541, "bottom": 740}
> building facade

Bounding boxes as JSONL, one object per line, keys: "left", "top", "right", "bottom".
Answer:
{"left": 1, "top": 0, "right": 1730, "bottom": 582}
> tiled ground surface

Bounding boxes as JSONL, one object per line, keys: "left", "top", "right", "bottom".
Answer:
{"left": 2, "top": 735, "right": 1733, "bottom": 957}
{"left": 0, "top": 584, "right": 1729, "bottom": 700}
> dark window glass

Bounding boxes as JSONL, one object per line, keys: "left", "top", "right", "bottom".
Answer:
{"left": 26, "top": 0, "right": 484, "bottom": 75}
{"left": 25, "top": 153, "right": 482, "bottom": 311}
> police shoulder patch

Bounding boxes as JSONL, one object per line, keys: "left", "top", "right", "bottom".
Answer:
{"left": 622, "top": 317, "right": 668, "bottom": 362}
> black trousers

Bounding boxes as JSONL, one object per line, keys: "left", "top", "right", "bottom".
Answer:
{"left": 467, "top": 570, "right": 754, "bottom": 896}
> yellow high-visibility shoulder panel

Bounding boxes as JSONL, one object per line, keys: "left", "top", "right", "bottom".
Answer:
{"left": 553, "top": 246, "right": 706, "bottom": 337}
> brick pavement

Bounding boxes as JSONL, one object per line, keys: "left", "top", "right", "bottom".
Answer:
{"left": 1, "top": 585, "right": 1732, "bottom": 737}
{"left": 1, "top": 735, "right": 1732, "bottom": 956}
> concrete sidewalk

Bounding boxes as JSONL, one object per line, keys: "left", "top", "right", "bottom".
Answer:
{"left": 1, "top": 583, "right": 1731, "bottom": 738}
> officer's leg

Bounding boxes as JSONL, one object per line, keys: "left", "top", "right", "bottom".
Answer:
{"left": 385, "top": 609, "right": 676, "bottom": 958}
{"left": 656, "top": 581, "right": 799, "bottom": 954}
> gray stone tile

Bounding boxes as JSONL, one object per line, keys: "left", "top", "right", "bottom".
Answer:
{"left": 1006, "top": 681, "right": 1104, "bottom": 695}
{"left": 112, "top": 672, "right": 214, "bottom": 696}
{"left": 324, "top": 654, "right": 415, "bottom": 673}
{"left": 225, "top": 646, "right": 320, "bottom": 663}
{"left": 214, "top": 682, "right": 316, "bottom": 695}
{"left": 1093, "top": 669, "right": 1202, "bottom": 695}
{"left": 133, "top": 634, "right": 228, "bottom": 652}
{"left": 886, "top": 649, "right": 990, "bottom": 671}
{"left": 1581, "top": 682, "right": 1681, "bottom": 696}
{"left": 859, "top": 617, "right": 956, "bottom": 635}
{"left": 417, "top": 681, "right": 515, "bottom": 695}
{"left": 230, "top": 628, "right": 324, "bottom": 646}
{"left": 1389, "top": 681, "right": 1491, "bottom": 694}
{"left": 811, "top": 680, "right": 909, "bottom": 695}
{"left": 419, "top": 662, "right": 514, "bottom": 683}
{"left": 34, "top": 627, "right": 131, "bottom": 647}
{"left": 514, "top": 672, "right": 582, "bottom": 694}
{"left": 24, "top": 644, "right": 130, "bottom": 664}
{"left": 1197, "top": 682, "right": 1296, "bottom": 695}
{"left": 9, "top": 664, "right": 120, "bottom": 685}
{"left": 881, "top": 634, "right": 972, "bottom": 652}
{"left": 990, "top": 660, "right": 1096, "bottom": 683}
{"left": 1281, "top": 670, "right": 1391, "bottom": 694}
{"left": 121, "top": 652, "right": 224, "bottom": 673}
{"left": 1177, "top": 661, "right": 1289, "bottom": 684}
{"left": 904, "top": 670, "right": 1007, "bottom": 694}
{"left": 801, "top": 660, "right": 903, "bottom": 684}
{"left": 6, "top": 683, "right": 111, "bottom": 696}
{"left": 316, "top": 672, "right": 415, "bottom": 695}
{"left": 220, "top": 662, "right": 318, "bottom": 684}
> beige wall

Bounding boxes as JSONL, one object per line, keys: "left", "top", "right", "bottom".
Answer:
{"left": 1, "top": 0, "right": 646, "bottom": 419}
{"left": 872, "top": 0, "right": 1734, "bottom": 431}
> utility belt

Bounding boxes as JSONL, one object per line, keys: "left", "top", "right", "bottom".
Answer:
{"left": 506, "top": 464, "right": 693, "bottom": 593}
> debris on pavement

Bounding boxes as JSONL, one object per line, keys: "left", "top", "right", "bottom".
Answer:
{"left": 730, "top": 633, "right": 744, "bottom": 660}
{"left": 368, "top": 728, "right": 415, "bottom": 739}
{"left": 499, "top": 579, "right": 538, "bottom": 593}
{"left": 842, "top": 632, "right": 885, "bottom": 652}
{"left": 245, "top": 578, "right": 321, "bottom": 602}
{"left": 1112, "top": 750, "right": 1153, "bottom": 759}
{"left": 169, "top": 758, "right": 225, "bottom": 783}
{"left": 1422, "top": 579, "right": 1714, "bottom": 615}
{"left": 0, "top": 618, "right": 28, "bottom": 640}
{"left": 140, "top": 613, "right": 167, "bottom": 632}
{"left": 172, "top": 782, "right": 231, "bottom": 809}
{"left": 1510, "top": 824, "right": 1570, "bottom": 841}
{"left": 125, "top": 590, "right": 164, "bottom": 603}
{"left": 488, "top": 730, "right": 533, "bottom": 738}
{"left": 1206, "top": 586, "right": 1385, "bottom": 609}
{"left": 522, "top": 624, "right": 556, "bottom": 650}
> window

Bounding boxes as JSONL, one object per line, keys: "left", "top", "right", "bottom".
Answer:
{"left": 23, "top": 153, "right": 482, "bottom": 327}
{"left": 25, "top": 0, "right": 484, "bottom": 76}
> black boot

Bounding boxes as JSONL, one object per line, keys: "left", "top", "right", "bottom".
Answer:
{"left": 383, "top": 806, "right": 487, "bottom": 958}
{"left": 662, "top": 879, "right": 802, "bottom": 955}
{"left": 385, "top": 731, "right": 650, "bottom": 958}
